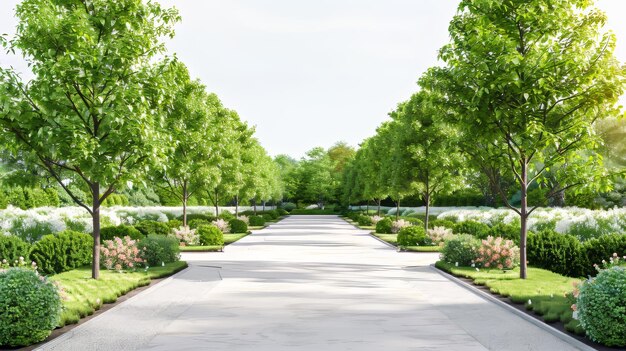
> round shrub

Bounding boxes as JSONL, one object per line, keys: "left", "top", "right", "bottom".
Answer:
{"left": 0, "top": 235, "right": 31, "bottom": 264}
{"left": 452, "top": 220, "right": 491, "bottom": 239}
{"left": 277, "top": 208, "right": 288, "bottom": 216}
{"left": 262, "top": 213, "right": 273, "bottom": 221}
{"left": 577, "top": 267, "right": 626, "bottom": 347}
{"left": 397, "top": 226, "right": 429, "bottom": 247}
{"left": 475, "top": 236, "right": 520, "bottom": 269}
{"left": 249, "top": 215, "right": 266, "bottom": 226}
{"left": 527, "top": 230, "right": 588, "bottom": 277}
{"left": 138, "top": 235, "right": 180, "bottom": 267}
{"left": 263, "top": 210, "right": 279, "bottom": 219}
{"left": 134, "top": 220, "right": 170, "bottom": 236}
{"left": 402, "top": 217, "right": 424, "bottom": 227}
{"left": 188, "top": 218, "right": 211, "bottom": 230}
{"left": 218, "top": 211, "right": 235, "bottom": 220}
{"left": 167, "top": 219, "right": 183, "bottom": 229}
{"left": 429, "top": 219, "right": 456, "bottom": 229}
{"left": 0, "top": 268, "right": 61, "bottom": 347}
{"left": 229, "top": 219, "right": 248, "bottom": 234}
{"left": 441, "top": 234, "right": 480, "bottom": 266}
{"left": 30, "top": 230, "right": 92, "bottom": 275}
{"left": 198, "top": 225, "right": 224, "bottom": 246}
{"left": 281, "top": 202, "right": 296, "bottom": 212}
{"left": 100, "top": 225, "right": 143, "bottom": 242}
{"left": 375, "top": 218, "right": 393, "bottom": 234}
{"left": 357, "top": 215, "right": 373, "bottom": 226}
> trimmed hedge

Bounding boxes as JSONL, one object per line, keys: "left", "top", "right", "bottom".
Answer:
{"left": 397, "top": 226, "right": 429, "bottom": 247}
{"left": 30, "top": 231, "right": 92, "bottom": 275}
{"left": 198, "top": 225, "right": 224, "bottom": 246}
{"left": 134, "top": 220, "right": 170, "bottom": 236}
{"left": 376, "top": 218, "right": 393, "bottom": 234}
{"left": 100, "top": 225, "right": 143, "bottom": 242}
{"left": 249, "top": 215, "right": 266, "bottom": 226}
{"left": 138, "top": 235, "right": 180, "bottom": 267}
{"left": 527, "top": 230, "right": 588, "bottom": 278}
{"left": 229, "top": 219, "right": 248, "bottom": 234}
{"left": 0, "top": 236, "right": 31, "bottom": 264}
{"left": 452, "top": 220, "right": 491, "bottom": 238}
{"left": 176, "top": 213, "right": 215, "bottom": 222}
{"left": 583, "top": 234, "right": 626, "bottom": 276}
{"left": 188, "top": 219, "right": 211, "bottom": 230}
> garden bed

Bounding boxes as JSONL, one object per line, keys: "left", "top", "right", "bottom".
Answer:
{"left": 179, "top": 233, "right": 250, "bottom": 252}
{"left": 433, "top": 261, "right": 619, "bottom": 351}
{"left": 371, "top": 233, "right": 442, "bottom": 252}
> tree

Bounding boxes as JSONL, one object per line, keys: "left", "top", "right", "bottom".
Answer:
{"left": 439, "top": 0, "right": 625, "bottom": 278}
{"left": 297, "top": 147, "right": 335, "bottom": 208}
{"left": 0, "top": 0, "right": 179, "bottom": 279}
{"left": 274, "top": 154, "right": 299, "bottom": 202}
{"left": 392, "top": 89, "right": 464, "bottom": 230}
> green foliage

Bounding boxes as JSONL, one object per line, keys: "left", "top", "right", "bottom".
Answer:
{"left": 138, "top": 235, "right": 180, "bottom": 267}
{"left": 583, "top": 234, "right": 626, "bottom": 276}
{"left": 277, "top": 208, "right": 289, "bottom": 216}
{"left": 433, "top": 189, "right": 484, "bottom": 206}
{"left": 289, "top": 208, "right": 336, "bottom": 215}
{"left": 249, "top": 215, "right": 266, "bottom": 226}
{"left": 488, "top": 223, "right": 521, "bottom": 244}
{"left": 375, "top": 218, "right": 393, "bottom": 234}
{"left": 261, "top": 213, "right": 273, "bottom": 221}
{"left": 0, "top": 268, "right": 61, "bottom": 347}
{"left": 0, "top": 186, "right": 60, "bottom": 209}
{"left": 188, "top": 219, "right": 211, "bottom": 230}
{"left": 440, "top": 234, "right": 479, "bottom": 266}
{"left": 397, "top": 226, "right": 429, "bottom": 247}
{"left": 452, "top": 220, "right": 491, "bottom": 239}
{"left": 228, "top": 219, "right": 248, "bottom": 234}
{"left": 527, "top": 231, "right": 588, "bottom": 278}
{"left": 166, "top": 219, "right": 183, "bottom": 229}
{"left": 134, "top": 220, "right": 170, "bottom": 236}
{"left": 30, "top": 231, "right": 92, "bottom": 275}
{"left": 177, "top": 213, "right": 216, "bottom": 222}
{"left": 0, "top": 236, "right": 31, "bottom": 264}
{"left": 280, "top": 202, "right": 297, "bottom": 211}
{"left": 357, "top": 215, "right": 372, "bottom": 226}
{"left": 429, "top": 219, "right": 456, "bottom": 229}
{"left": 197, "top": 225, "right": 224, "bottom": 246}
{"left": 218, "top": 211, "right": 235, "bottom": 220}
{"left": 577, "top": 267, "right": 626, "bottom": 347}
{"left": 100, "top": 225, "right": 143, "bottom": 242}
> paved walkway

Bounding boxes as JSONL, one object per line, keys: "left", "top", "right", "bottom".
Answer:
{"left": 38, "top": 215, "right": 581, "bottom": 351}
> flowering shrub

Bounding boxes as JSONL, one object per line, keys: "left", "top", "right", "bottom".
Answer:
{"left": 474, "top": 236, "right": 520, "bottom": 269}
{"left": 171, "top": 226, "right": 199, "bottom": 246}
{"left": 212, "top": 219, "right": 230, "bottom": 234}
{"left": 391, "top": 219, "right": 411, "bottom": 234}
{"left": 427, "top": 226, "right": 454, "bottom": 246}
{"left": 0, "top": 268, "right": 62, "bottom": 347}
{"left": 370, "top": 215, "right": 384, "bottom": 224}
{"left": 0, "top": 256, "right": 38, "bottom": 273}
{"left": 237, "top": 215, "right": 249, "bottom": 225}
{"left": 100, "top": 236, "right": 143, "bottom": 271}
{"left": 574, "top": 257, "right": 626, "bottom": 347}
{"left": 440, "top": 234, "right": 480, "bottom": 266}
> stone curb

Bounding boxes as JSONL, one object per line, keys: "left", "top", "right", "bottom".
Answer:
{"left": 339, "top": 218, "right": 397, "bottom": 249}
{"left": 34, "top": 265, "right": 192, "bottom": 351}
{"left": 430, "top": 265, "right": 597, "bottom": 351}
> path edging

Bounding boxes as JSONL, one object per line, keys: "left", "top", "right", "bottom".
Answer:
{"left": 430, "top": 265, "right": 597, "bottom": 351}
{"left": 339, "top": 218, "right": 397, "bottom": 249}
{"left": 34, "top": 265, "right": 192, "bottom": 351}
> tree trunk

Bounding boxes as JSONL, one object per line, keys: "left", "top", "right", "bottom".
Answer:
{"left": 253, "top": 198, "right": 257, "bottom": 215}
{"left": 520, "top": 160, "right": 528, "bottom": 279}
{"left": 214, "top": 189, "right": 219, "bottom": 216}
{"left": 262, "top": 200, "right": 266, "bottom": 211}
{"left": 424, "top": 193, "right": 430, "bottom": 231}
{"left": 91, "top": 183, "right": 101, "bottom": 280}
{"left": 235, "top": 195, "right": 239, "bottom": 216}
{"left": 182, "top": 181, "right": 188, "bottom": 227}
{"left": 366, "top": 200, "right": 369, "bottom": 214}
{"left": 377, "top": 198, "right": 381, "bottom": 216}
{"left": 396, "top": 199, "right": 400, "bottom": 220}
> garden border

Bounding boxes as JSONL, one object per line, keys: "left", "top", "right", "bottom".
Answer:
{"left": 430, "top": 264, "right": 597, "bottom": 351}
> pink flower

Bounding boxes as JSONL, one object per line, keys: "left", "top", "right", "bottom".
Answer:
{"left": 571, "top": 304, "right": 577, "bottom": 311}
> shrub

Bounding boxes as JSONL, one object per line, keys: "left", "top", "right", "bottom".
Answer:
{"left": 30, "top": 230, "right": 92, "bottom": 275}
{"left": 166, "top": 219, "right": 183, "bottom": 229}
{"left": 277, "top": 208, "right": 288, "bottom": 216}
{"left": 391, "top": 219, "right": 411, "bottom": 234}
{"left": 583, "top": 234, "right": 626, "bottom": 276}
{"left": 475, "top": 236, "right": 520, "bottom": 269}
{"left": 249, "top": 215, "right": 266, "bottom": 226}
{"left": 0, "top": 268, "right": 62, "bottom": 347}
{"left": 427, "top": 226, "right": 454, "bottom": 246}
{"left": 429, "top": 219, "right": 456, "bottom": 229}
{"left": 440, "top": 234, "right": 480, "bottom": 266}
{"left": 0, "top": 236, "right": 31, "bottom": 264}
{"left": 488, "top": 223, "right": 521, "bottom": 244}
{"left": 177, "top": 213, "right": 215, "bottom": 222}
{"left": 452, "top": 220, "right": 491, "bottom": 239}
{"left": 198, "top": 225, "right": 224, "bottom": 246}
{"left": 229, "top": 219, "right": 248, "bottom": 234}
{"left": 357, "top": 215, "right": 372, "bottom": 226}
{"left": 188, "top": 218, "right": 211, "bottom": 230}
{"left": 402, "top": 217, "right": 425, "bottom": 227}
{"left": 212, "top": 219, "right": 230, "bottom": 234}
{"left": 281, "top": 202, "right": 296, "bottom": 211}
{"left": 370, "top": 215, "right": 384, "bottom": 225}
{"left": 218, "top": 211, "right": 235, "bottom": 220}
{"left": 138, "top": 235, "right": 180, "bottom": 267}
{"left": 237, "top": 215, "right": 250, "bottom": 225}
{"left": 100, "top": 236, "right": 143, "bottom": 271}
{"left": 171, "top": 227, "right": 199, "bottom": 246}
{"left": 262, "top": 213, "right": 273, "bottom": 221}
{"left": 134, "top": 220, "right": 170, "bottom": 236}
{"left": 100, "top": 225, "right": 143, "bottom": 242}
{"left": 375, "top": 218, "right": 393, "bottom": 234}
{"left": 527, "top": 230, "right": 588, "bottom": 277}
{"left": 576, "top": 266, "right": 626, "bottom": 347}
{"left": 261, "top": 210, "right": 279, "bottom": 219}
{"left": 397, "top": 226, "right": 429, "bottom": 247}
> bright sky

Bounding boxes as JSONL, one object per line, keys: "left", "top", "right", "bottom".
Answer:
{"left": 1, "top": 1, "right": 625, "bottom": 158}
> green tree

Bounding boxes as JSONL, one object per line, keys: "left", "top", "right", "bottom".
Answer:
{"left": 0, "top": 0, "right": 179, "bottom": 279}
{"left": 297, "top": 147, "right": 335, "bottom": 208}
{"left": 439, "top": 0, "right": 625, "bottom": 278}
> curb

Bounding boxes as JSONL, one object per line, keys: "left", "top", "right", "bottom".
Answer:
{"left": 339, "top": 218, "right": 397, "bottom": 249}
{"left": 430, "top": 265, "right": 597, "bottom": 351}
{"left": 34, "top": 265, "right": 192, "bottom": 351}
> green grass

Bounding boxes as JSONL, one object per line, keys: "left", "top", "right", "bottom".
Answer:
{"left": 50, "top": 261, "right": 187, "bottom": 327}
{"left": 405, "top": 245, "right": 442, "bottom": 252}
{"left": 179, "top": 233, "right": 249, "bottom": 252}
{"left": 435, "top": 261, "right": 584, "bottom": 334}
{"left": 373, "top": 232, "right": 398, "bottom": 244}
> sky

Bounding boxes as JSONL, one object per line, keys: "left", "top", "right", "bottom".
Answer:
{"left": 1, "top": 1, "right": 625, "bottom": 159}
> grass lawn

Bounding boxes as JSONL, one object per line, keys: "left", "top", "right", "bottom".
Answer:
{"left": 179, "top": 233, "right": 249, "bottom": 252}
{"left": 50, "top": 261, "right": 188, "bottom": 327}
{"left": 373, "top": 232, "right": 397, "bottom": 244}
{"left": 371, "top": 233, "right": 442, "bottom": 252}
{"left": 435, "top": 261, "right": 584, "bottom": 334}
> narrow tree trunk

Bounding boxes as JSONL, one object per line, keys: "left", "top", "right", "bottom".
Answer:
{"left": 396, "top": 198, "right": 400, "bottom": 220}
{"left": 91, "top": 183, "right": 101, "bottom": 280}
{"left": 424, "top": 193, "right": 430, "bottom": 231}
{"left": 366, "top": 200, "right": 369, "bottom": 214}
{"left": 377, "top": 198, "right": 381, "bottom": 216}
{"left": 235, "top": 195, "right": 239, "bottom": 216}
{"left": 253, "top": 198, "right": 257, "bottom": 215}
{"left": 520, "top": 160, "right": 528, "bottom": 279}
{"left": 262, "top": 200, "right": 266, "bottom": 211}
{"left": 182, "top": 181, "right": 188, "bottom": 227}
{"left": 214, "top": 189, "right": 219, "bottom": 216}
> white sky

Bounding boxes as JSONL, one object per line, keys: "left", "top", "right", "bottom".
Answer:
{"left": 1, "top": 1, "right": 625, "bottom": 158}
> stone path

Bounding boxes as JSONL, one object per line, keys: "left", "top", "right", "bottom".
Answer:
{"left": 38, "top": 215, "right": 582, "bottom": 351}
